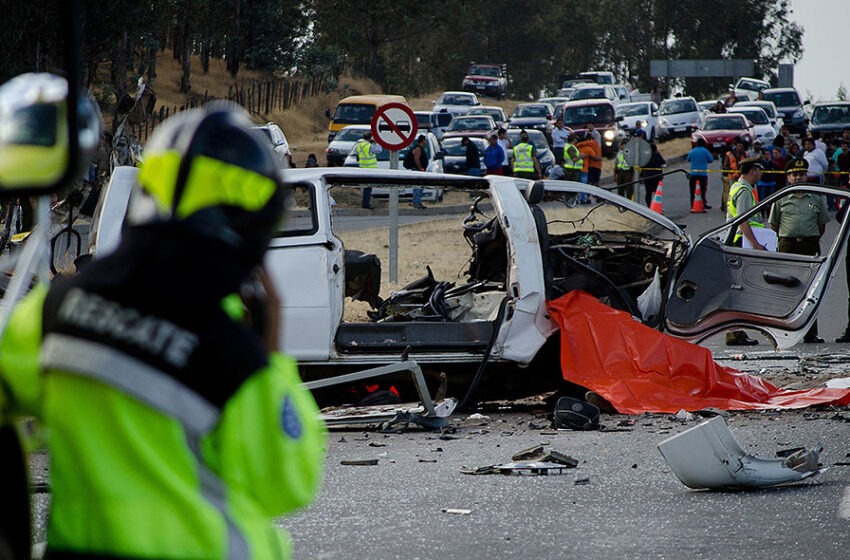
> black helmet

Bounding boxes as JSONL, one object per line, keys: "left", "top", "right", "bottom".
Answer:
{"left": 131, "top": 102, "right": 286, "bottom": 266}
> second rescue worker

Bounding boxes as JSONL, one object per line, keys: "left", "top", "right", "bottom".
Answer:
{"left": 355, "top": 131, "right": 382, "bottom": 209}
{"left": 725, "top": 157, "right": 766, "bottom": 346}
{"left": 562, "top": 132, "right": 583, "bottom": 182}
{"left": 513, "top": 130, "right": 541, "bottom": 180}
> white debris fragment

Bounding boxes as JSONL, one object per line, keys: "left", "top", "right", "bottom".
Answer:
{"left": 467, "top": 413, "right": 490, "bottom": 421}
{"left": 674, "top": 409, "right": 695, "bottom": 422}
{"left": 825, "top": 377, "right": 850, "bottom": 389}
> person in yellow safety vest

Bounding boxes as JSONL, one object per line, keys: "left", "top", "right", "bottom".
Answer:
{"left": 725, "top": 156, "right": 766, "bottom": 346}
{"left": 615, "top": 143, "right": 633, "bottom": 199}
{"left": 513, "top": 130, "right": 541, "bottom": 180}
{"left": 0, "top": 103, "right": 327, "bottom": 559}
{"left": 562, "top": 132, "right": 583, "bottom": 182}
{"left": 354, "top": 131, "right": 383, "bottom": 209}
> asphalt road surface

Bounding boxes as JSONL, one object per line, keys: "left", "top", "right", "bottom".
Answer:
{"left": 283, "top": 408, "right": 850, "bottom": 560}
{"left": 281, "top": 161, "right": 850, "bottom": 560}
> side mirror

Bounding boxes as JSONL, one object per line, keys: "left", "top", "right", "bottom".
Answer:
{"left": 325, "top": 108, "right": 331, "bottom": 118}
{"left": 616, "top": 115, "right": 624, "bottom": 121}
{"left": 804, "top": 100, "right": 811, "bottom": 106}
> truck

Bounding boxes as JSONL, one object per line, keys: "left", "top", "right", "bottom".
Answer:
{"left": 461, "top": 63, "right": 507, "bottom": 99}
{"left": 86, "top": 167, "right": 850, "bottom": 402}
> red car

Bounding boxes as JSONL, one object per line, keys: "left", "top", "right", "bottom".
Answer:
{"left": 692, "top": 114, "right": 754, "bottom": 153}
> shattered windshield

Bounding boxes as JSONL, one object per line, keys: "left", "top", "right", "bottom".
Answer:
{"left": 542, "top": 196, "right": 680, "bottom": 240}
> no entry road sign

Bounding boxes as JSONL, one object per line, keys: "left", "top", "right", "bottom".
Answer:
{"left": 371, "top": 102, "right": 418, "bottom": 151}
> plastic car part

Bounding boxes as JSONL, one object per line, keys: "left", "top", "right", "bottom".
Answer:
{"left": 657, "top": 416, "right": 822, "bottom": 490}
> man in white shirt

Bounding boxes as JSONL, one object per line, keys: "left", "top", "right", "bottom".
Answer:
{"left": 551, "top": 119, "right": 570, "bottom": 165}
{"left": 803, "top": 137, "right": 829, "bottom": 184}
{"left": 497, "top": 128, "right": 512, "bottom": 175}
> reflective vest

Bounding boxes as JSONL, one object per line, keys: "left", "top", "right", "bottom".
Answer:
{"left": 727, "top": 179, "right": 764, "bottom": 242}
{"left": 355, "top": 140, "right": 377, "bottom": 168}
{"left": 513, "top": 143, "right": 534, "bottom": 173}
{"left": 724, "top": 151, "right": 740, "bottom": 181}
{"left": 0, "top": 255, "right": 326, "bottom": 559}
{"left": 563, "top": 143, "right": 583, "bottom": 169}
{"left": 616, "top": 150, "right": 630, "bottom": 171}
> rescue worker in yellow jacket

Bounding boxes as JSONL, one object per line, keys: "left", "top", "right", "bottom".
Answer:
{"left": 512, "top": 130, "right": 541, "bottom": 180}
{"left": 0, "top": 102, "right": 326, "bottom": 559}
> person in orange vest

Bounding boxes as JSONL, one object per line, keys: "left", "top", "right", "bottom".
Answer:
{"left": 721, "top": 140, "right": 746, "bottom": 213}
{"left": 577, "top": 134, "right": 602, "bottom": 186}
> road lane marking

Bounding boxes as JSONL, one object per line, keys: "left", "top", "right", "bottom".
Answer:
{"left": 839, "top": 487, "right": 850, "bottom": 520}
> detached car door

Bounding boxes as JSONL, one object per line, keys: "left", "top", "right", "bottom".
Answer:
{"left": 665, "top": 184, "right": 850, "bottom": 349}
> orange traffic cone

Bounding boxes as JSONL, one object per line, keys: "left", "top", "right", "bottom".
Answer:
{"left": 650, "top": 180, "right": 664, "bottom": 213}
{"left": 691, "top": 183, "right": 706, "bottom": 213}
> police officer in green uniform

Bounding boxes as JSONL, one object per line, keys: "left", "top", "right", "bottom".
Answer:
{"left": 562, "top": 132, "right": 583, "bottom": 182}
{"left": 0, "top": 103, "right": 326, "bottom": 559}
{"left": 768, "top": 157, "right": 828, "bottom": 343}
{"left": 725, "top": 157, "right": 766, "bottom": 345}
{"left": 513, "top": 130, "right": 541, "bottom": 180}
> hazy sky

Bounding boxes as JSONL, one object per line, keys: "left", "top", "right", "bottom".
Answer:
{"left": 790, "top": 0, "right": 850, "bottom": 101}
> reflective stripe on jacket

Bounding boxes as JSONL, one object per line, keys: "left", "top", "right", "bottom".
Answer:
{"left": 0, "top": 267, "right": 326, "bottom": 559}
{"left": 513, "top": 143, "right": 534, "bottom": 172}
{"left": 563, "top": 143, "right": 583, "bottom": 169}
{"left": 355, "top": 141, "right": 377, "bottom": 168}
{"left": 616, "top": 150, "right": 630, "bottom": 170}
{"left": 727, "top": 179, "right": 764, "bottom": 242}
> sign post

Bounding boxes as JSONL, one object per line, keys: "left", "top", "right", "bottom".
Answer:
{"left": 370, "top": 102, "right": 418, "bottom": 284}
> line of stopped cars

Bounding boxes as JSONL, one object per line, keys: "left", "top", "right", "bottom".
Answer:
{"left": 90, "top": 164, "right": 850, "bottom": 403}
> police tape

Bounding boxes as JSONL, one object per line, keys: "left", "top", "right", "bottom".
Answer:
{"left": 633, "top": 167, "right": 850, "bottom": 175}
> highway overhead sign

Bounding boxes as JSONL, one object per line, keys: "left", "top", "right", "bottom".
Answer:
{"left": 371, "top": 102, "right": 418, "bottom": 151}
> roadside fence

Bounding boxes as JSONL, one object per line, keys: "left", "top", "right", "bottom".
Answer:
{"left": 128, "top": 74, "right": 327, "bottom": 143}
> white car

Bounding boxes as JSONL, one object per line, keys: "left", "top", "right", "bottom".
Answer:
{"left": 727, "top": 107, "right": 776, "bottom": 146}
{"left": 570, "top": 84, "right": 621, "bottom": 106}
{"left": 252, "top": 122, "right": 292, "bottom": 168}
{"left": 414, "top": 111, "right": 453, "bottom": 141}
{"left": 658, "top": 97, "right": 702, "bottom": 136}
{"left": 433, "top": 91, "right": 481, "bottom": 117}
{"left": 343, "top": 131, "right": 445, "bottom": 201}
{"left": 616, "top": 101, "right": 660, "bottom": 140}
{"left": 325, "top": 124, "right": 371, "bottom": 166}
{"left": 736, "top": 100, "right": 783, "bottom": 136}
{"left": 466, "top": 106, "right": 508, "bottom": 128}
{"left": 732, "top": 77, "right": 770, "bottom": 100}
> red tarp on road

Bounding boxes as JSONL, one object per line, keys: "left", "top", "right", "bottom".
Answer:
{"left": 547, "top": 291, "right": 850, "bottom": 414}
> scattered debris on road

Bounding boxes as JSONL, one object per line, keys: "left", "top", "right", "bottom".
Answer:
{"left": 442, "top": 508, "right": 472, "bottom": 515}
{"left": 461, "top": 445, "right": 579, "bottom": 476}
{"left": 340, "top": 459, "right": 379, "bottom": 466}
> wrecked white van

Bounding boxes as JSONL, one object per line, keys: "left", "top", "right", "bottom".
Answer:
{"left": 89, "top": 167, "right": 850, "bottom": 398}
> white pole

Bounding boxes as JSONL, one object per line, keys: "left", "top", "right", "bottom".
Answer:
{"left": 389, "top": 150, "right": 399, "bottom": 283}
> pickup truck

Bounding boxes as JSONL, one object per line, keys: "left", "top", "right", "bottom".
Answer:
{"left": 88, "top": 168, "right": 850, "bottom": 400}
{"left": 462, "top": 63, "right": 507, "bottom": 99}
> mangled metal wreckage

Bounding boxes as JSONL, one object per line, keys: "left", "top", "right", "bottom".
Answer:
{"left": 90, "top": 167, "right": 850, "bottom": 405}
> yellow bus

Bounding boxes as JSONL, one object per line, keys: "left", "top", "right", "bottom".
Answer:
{"left": 325, "top": 94, "right": 409, "bottom": 143}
